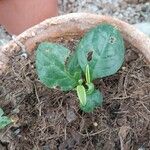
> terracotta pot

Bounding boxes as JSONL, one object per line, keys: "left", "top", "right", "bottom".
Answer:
{"left": 0, "top": 13, "right": 150, "bottom": 75}
{"left": 0, "top": 0, "right": 58, "bottom": 35}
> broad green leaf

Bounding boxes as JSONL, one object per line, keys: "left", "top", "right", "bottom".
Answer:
{"left": 80, "top": 90, "right": 103, "bottom": 112}
{"left": 36, "top": 42, "right": 80, "bottom": 91}
{"left": 0, "top": 108, "right": 4, "bottom": 117}
{"left": 67, "top": 52, "right": 82, "bottom": 82}
{"left": 0, "top": 116, "right": 12, "bottom": 129}
{"left": 76, "top": 85, "right": 86, "bottom": 106}
{"left": 77, "top": 23, "right": 125, "bottom": 80}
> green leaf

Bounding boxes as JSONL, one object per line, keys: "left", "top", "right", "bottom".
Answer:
{"left": 0, "top": 116, "right": 12, "bottom": 129}
{"left": 77, "top": 23, "right": 125, "bottom": 80}
{"left": 76, "top": 85, "right": 86, "bottom": 106}
{"left": 0, "top": 108, "right": 12, "bottom": 129}
{"left": 86, "top": 83, "right": 94, "bottom": 95}
{"left": 85, "top": 64, "right": 91, "bottom": 84}
{"left": 80, "top": 90, "right": 103, "bottom": 112}
{"left": 36, "top": 42, "right": 80, "bottom": 91}
{"left": 67, "top": 52, "right": 82, "bottom": 82}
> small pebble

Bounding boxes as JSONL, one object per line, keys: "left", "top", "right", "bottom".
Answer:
{"left": 20, "top": 53, "right": 28, "bottom": 59}
{"left": 14, "top": 128, "right": 21, "bottom": 135}
{"left": 93, "top": 122, "right": 98, "bottom": 127}
{"left": 122, "top": 67, "right": 126, "bottom": 70}
{"left": 66, "top": 108, "right": 77, "bottom": 123}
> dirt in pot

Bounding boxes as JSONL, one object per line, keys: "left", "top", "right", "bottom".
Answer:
{"left": 0, "top": 36, "right": 150, "bottom": 150}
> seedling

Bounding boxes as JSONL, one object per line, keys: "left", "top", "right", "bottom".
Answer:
{"left": 0, "top": 108, "right": 12, "bottom": 129}
{"left": 36, "top": 23, "right": 125, "bottom": 112}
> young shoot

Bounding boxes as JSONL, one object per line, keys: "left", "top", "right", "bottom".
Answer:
{"left": 36, "top": 23, "right": 125, "bottom": 112}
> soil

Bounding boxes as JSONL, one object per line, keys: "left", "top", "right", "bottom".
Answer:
{"left": 0, "top": 0, "right": 150, "bottom": 150}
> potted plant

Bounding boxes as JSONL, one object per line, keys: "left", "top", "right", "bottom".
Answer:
{"left": 0, "top": 13, "right": 150, "bottom": 149}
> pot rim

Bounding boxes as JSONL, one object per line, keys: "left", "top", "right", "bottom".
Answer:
{"left": 0, "top": 13, "right": 150, "bottom": 75}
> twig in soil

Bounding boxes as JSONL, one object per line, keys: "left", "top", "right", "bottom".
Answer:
{"left": 41, "top": 134, "right": 64, "bottom": 141}
{"left": 0, "top": 125, "right": 13, "bottom": 139}
{"left": 113, "top": 111, "right": 129, "bottom": 114}
{"left": 111, "top": 96, "right": 131, "bottom": 100}
{"left": 78, "top": 128, "right": 107, "bottom": 137}
{"left": 137, "top": 101, "right": 150, "bottom": 114}
{"left": 64, "top": 125, "right": 67, "bottom": 140}
{"left": 34, "top": 84, "right": 42, "bottom": 116}
{"left": 119, "top": 126, "right": 132, "bottom": 150}
{"left": 137, "top": 111, "right": 150, "bottom": 121}
{"left": 131, "top": 105, "right": 150, "bottom": 121}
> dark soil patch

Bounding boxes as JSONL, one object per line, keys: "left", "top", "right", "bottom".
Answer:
{"left": 0, "top": 36, "right": 150, "bottom": 150}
